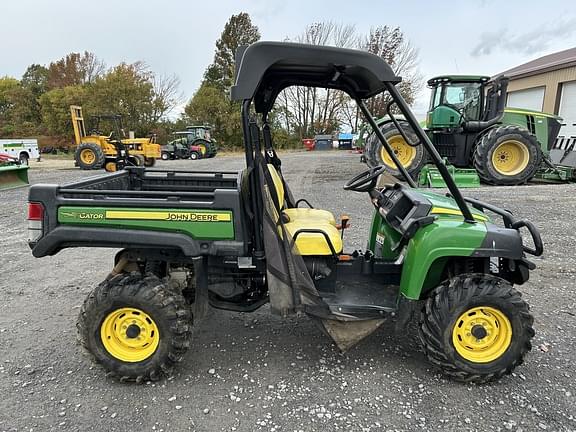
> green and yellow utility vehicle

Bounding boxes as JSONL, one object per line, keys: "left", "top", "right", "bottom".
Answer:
{"left": 362, "top": 75, "right": 574, "bottom": 186}
{"left": 28, "top": 42, "right": 542, "bottom": 383}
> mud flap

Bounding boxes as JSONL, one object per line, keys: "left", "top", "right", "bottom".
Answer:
{"left": 316, "top": 318, "right": 385, "bottom": 352}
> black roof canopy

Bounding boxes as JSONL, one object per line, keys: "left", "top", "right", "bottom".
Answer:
{"left": 231, "top": 41, "right": 401, "bottom": 113}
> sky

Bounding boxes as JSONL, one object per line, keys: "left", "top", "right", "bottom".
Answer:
{"left": 1, "top": 0, "right": 575, "bottom": 120}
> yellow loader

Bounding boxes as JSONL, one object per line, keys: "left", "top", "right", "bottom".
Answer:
{"left": 70, "top": 106, "right": 160, "bottom": 171}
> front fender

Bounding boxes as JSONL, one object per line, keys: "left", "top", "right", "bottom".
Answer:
{"left": 399, "top": 220, "right": 523, "bottom": 300}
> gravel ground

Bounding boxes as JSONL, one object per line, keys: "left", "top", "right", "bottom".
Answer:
{"left": 0, "top": 151, "right": 575, "bottom": 432}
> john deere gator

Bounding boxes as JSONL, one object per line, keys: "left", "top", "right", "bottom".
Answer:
{"left": 28, "top": 42, "right": 542, "bottom": 384}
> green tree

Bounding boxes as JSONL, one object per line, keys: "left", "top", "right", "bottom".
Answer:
{"left": 21, "top": 64, "right": 49, "bottom": 125}
{"left": 205, "top": 12, "right": 260, "bottom": 92}
{"left": 184, "top": 84, "right": 244, "bottom": 149}
{"left": 0, "top": 77, "right": 20, "bottom": 135}
{"left": 39, "top": 85, "right": 87, "bottom": 137}
{"left": 186, "top": 12, "right": 260, "bottom": 149}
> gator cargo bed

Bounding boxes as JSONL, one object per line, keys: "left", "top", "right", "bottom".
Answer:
{"left": 28, "top": 167, "right": 248, "bottom": 258}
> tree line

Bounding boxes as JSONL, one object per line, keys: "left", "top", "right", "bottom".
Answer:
{"left": 0, "top": 13, "right": 420, "bottom": 150}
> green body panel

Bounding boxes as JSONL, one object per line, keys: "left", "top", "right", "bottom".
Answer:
{"left": 417, "top": 190, "right": 489, "bottom": 221}
{"left": 399, "top": 218, "right": 487, "bottom": 299}
{"left": 58, "top": 207, "right": 235, "bottom": 240}
{"left": 418, "top": 164, "right": 481, "bottom": 188}
{"left": 367, "top": 210, "right": 402, "bottom": 259}
{"left": 501, "top": 108, "right": 559, "bottom": 150}
{"left": 365, "top": 189, "right": 491, "bottom": 299}
{"left": 426, "top": 105, "right": 461, "bottom": 128}
{"left": 0, "top": 164, "right": 29, "bottom": 190}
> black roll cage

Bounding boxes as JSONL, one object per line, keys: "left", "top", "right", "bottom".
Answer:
{"left": 233, "top": 42, "right": 476, "bottom": 257}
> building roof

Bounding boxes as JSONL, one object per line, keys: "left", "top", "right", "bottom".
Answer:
{"left": 500, "top": 47, "right": 576, "bottom": 79}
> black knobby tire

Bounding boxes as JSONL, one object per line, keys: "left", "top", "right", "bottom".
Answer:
{"left": 419, "top": 274, "right": 534, "bottom": 383}
{"left": 364, "top": 121, "right": 427, "bottom": 180}
{"left": 75, "top": 143, "right": 105, "bottom": 170}
{"left": 130, "top": 154, "right": 145, "bottom": 166}
{"left": 77, "top": 272, "right": 192, "bottom": 382}
{"left": 473, "top": 125, "right": 542, "bottom": 185}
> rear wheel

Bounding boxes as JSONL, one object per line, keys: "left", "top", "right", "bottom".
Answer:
{"left": 419, "top": 274, "right": 534, "bottom": 383}
{"left": 365, "top": 121, "right": 427, "bottom": 180}
{"left": 473, "top": 125, "right": 541, "bottom": 185}
{"left": 144, "top": 157, "right": 156, "bottom": 167}
{"left": 161, "top": 152, "right": 170, "bottom": 160}
{"left": 77, "top": 273, "right": 192, "bottom": 382}
{"left": 75, "top": 143, "right": 105, "bottom": 170}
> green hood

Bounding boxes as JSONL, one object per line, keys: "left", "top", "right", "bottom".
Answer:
{"left": 417, "top": 189, "right": 489, "bottom": 222}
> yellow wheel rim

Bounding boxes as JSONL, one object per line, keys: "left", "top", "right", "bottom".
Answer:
{"left": 100, "top": 307, "right": 160, "bottom": 362}
{"left": 80, "top": 148, "right": 96, "bottom": 165}
{"left": 452, "top": 306, "right": 512, "bottom": 363}
{"left": 491, "top": 140, "right": 530, "bottom": 176}
{"left": 104, "top": 162, "right": 117, "bottom": 172}
{"left": 380, "top": 135, "right": 416, "bottom": 169}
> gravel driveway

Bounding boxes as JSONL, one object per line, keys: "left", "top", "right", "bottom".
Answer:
{"left": 0, "top": 151, "right": 574, "bottom": 432}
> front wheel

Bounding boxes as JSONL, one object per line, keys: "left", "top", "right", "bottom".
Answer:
{"left": 161, "top": 152, "right": 170, "bottom": 160}
{"left": 77, "top": 273, "right": 192, "bottom": 382}
{"left": 144, "top": 157, "right": 156, "bottom": 167}
{"left": 190, "top": 152, "right": 199, "bottom": 160}
{"left": 419, "top": 274, "right": 534, "bottom": 383}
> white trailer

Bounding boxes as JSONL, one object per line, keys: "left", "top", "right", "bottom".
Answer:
{"left": 0, "top": 139, "right": 40, "bottom": 165}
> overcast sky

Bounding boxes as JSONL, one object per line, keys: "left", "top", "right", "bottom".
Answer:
{"left": 1, "top": 0, "right": 574, "bottom": 119}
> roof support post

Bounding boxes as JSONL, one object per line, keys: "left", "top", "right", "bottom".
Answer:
{"left": 241, "top": 99, "right": 265, "bottom": 258}
{"left": 356, "top": 99, "right": 417, "bottom": 188}
{"left": 383, "top": 82, "right": 476, "bottom": 224}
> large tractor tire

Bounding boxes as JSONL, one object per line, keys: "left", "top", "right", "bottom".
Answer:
{"left": 364, "top": 121, "right": 427, "bottom": 180}
{"left": 473, "top": 125, "right": 541, "bottom": 185}
{"left": 77, "top": 273, "right": 192, "bottom": 382}
{"left": 75, "top": 143, "right": 105, "bottom": 170}
{"left": 419, "top": 274, "right": 534, "bottom": 383}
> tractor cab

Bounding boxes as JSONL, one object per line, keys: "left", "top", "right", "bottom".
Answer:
{"left": 426, "top": 75, "right": 508, "bottom": 130}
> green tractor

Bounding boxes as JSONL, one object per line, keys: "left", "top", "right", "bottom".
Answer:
{"left": 172, "top": 125, "right": 218, "bottom": 159}
{"left": 28, "top": 42, "right": 542, "bottom": 384}
{"left": 363, "top": 75, "right": 565, "bottom": 185}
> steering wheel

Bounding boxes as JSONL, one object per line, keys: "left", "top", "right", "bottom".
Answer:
{"left": 344, "top": 165, "right": 387, "bottom": 192}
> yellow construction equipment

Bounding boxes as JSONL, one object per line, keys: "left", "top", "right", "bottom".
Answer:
{"left": 70, "top": 106, "right": 160, "bottom": 170}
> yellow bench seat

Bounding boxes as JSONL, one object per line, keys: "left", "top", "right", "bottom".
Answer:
{"left": 284, "top": 219, "right": 343, "bottom": 256}
{"left": 282, "top": 207, "right": 337, "bottom": 226}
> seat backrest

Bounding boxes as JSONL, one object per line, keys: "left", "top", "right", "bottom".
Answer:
{"left": 266, "top": 164, "right": 285, "bottom": 210}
